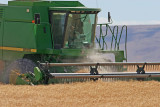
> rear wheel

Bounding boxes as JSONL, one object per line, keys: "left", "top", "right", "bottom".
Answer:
{"left": 3, "top": 59, "right": 36, "bottom": 84}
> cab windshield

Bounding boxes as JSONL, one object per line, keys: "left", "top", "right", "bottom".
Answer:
{"left": 50, "top": 11, "right": 97, "bottom": 49}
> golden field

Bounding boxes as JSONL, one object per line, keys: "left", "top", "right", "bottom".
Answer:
{"left": 0, "top": 81, "right": 160, "bottom": 107}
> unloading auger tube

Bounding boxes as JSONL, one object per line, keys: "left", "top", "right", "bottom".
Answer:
{"left": 15, "top": 62, "right": 160, "bottom": 85}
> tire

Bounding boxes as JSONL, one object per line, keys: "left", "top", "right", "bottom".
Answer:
{"left": 3, "top": 58, "right": 36, "bottom": 84}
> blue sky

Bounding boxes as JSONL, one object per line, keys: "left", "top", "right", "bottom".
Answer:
{"left": 1, "top": 0, "right": 160, "bottom": 25}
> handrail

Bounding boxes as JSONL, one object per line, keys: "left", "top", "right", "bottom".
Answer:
{"left": 96, "top": 24, "right": 128, "bottom": 61}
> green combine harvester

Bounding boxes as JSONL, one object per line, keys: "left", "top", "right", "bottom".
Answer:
{"left": 0, "top": 0, "right": 160, "bottom": 85}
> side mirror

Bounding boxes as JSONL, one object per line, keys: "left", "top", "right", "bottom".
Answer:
{"left": 108, "top": 12, "right": 111, "bottom": 22}
{"left": 34, "top": 13, "right": 40, "bottom": 24}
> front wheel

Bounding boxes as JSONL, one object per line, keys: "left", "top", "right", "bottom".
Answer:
{"left": 3, "top": 59, "right": 36, "bottom": 84}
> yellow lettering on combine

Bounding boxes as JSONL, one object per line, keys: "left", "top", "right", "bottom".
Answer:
{"left": 31, "top": 49, "right": 37, "bottom": 53}
{"left": 0, "top": 46, "right": 37, "bottom": 53}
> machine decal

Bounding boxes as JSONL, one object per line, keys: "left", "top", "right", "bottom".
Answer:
{"left": 0, "top": 46, "right": 37, "bottom": 52}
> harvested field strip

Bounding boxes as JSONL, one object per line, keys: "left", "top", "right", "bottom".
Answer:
{"left": 0, "top": 81, "right": 160, "bottom": 107}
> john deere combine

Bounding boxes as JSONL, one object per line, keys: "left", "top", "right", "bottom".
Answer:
{"left": 0, "top": 1, "right": 160, "bottom": 85}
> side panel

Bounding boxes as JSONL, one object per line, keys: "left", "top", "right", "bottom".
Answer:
{"left": 33, "top": 6, "right": 52, "bottom": 50}
{"left": 0, "top": 7, "right": 5, "bottom": 73}
{"left": 3, "top": 22, "right": 36, "bottom": 49}
{"left": 36, "top": 24, "right": 52, "bottom": 49}
{"left": 3, "top": 22, "right": 36, "bottom": 48}
{"left": 3, "top": 22, "right": 36, "bottom": 61}
{"left": 0, "top": 8, "right": 3, "bottom": 59}
{"left": 2, "top": 6, "right": 36, "bottom": 61}
{"left": 5, "top": 6, "right": 33, "bottom": 21}
{"left": 2, "top": 6, "right": 53, "bottom": 61}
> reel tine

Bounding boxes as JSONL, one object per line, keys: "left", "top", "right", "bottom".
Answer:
{"left": 151, "top": 65, "right": 153, "bottom": 71}
{"left": 134, "top": 65, "right": 136, "bottom": 71}
{"left": 146, "top": 65, "right": 148, "bottom": 71}
{"left": 148, "top": 65, "right": 150, "bottom": 71}
{"left": 154, "top": 65, "right": 156, "bottom": 71}
{"left": 152, "top": 65, "right": 154, "bottom": 70}
{"left": 156, "top": 65, "right": 158, "bottom": 71}
{"left": 149, "top": 65, "right": 151, "bottom": 71}
{"left": 132, "top": 65, "right": 134, "bottom": 71}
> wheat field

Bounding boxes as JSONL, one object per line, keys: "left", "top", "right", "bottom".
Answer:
{"left": 0, "top": 81, "right": 160, "bottom": 107}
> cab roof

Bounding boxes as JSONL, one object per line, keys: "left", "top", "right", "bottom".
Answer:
{"left": 8, "top": 1, "right": 101, "bottom": 12}
{"left": 8, "top": 1, "right": 85, "bottom": 7}
{"left": 49, "top": 7, "right": 101, "bottom": 12}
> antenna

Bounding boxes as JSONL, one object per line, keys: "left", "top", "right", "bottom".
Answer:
{"left": 108, "top": 12, "right": 111, "bottom": 22}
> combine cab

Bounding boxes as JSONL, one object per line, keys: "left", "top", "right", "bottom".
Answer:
{"left": 0, "top": 1, "right": 159, "bottom": 85}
